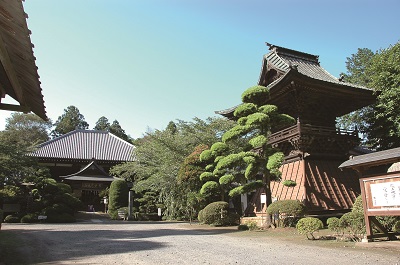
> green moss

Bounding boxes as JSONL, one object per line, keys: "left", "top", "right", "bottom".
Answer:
{"left": 233, "top": 103, "right": 258, "bottom": 118}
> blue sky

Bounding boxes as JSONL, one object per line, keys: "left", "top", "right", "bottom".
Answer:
{"left": 1, "top": 0, "right": 399, "bottom": 138}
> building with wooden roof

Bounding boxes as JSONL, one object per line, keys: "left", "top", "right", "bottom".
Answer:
{"left": 218, "top": 43, "right": 375, "bottom": 216}
{"left": 0, "top": 1, "right": 46, "bottom": 120}
{"left": 32, "top": 130, "right": 134, "bottom": 209}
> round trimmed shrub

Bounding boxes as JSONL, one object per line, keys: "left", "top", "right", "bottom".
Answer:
{"left": 327, "top": 217, "right": 342, "bottom": 234}
{"left": 296, "top": 217, "right": 323, "bottom": 240}
{"left": 340, "top": 211, "right": 365, "bottom": 240}
{"left": 267, "top": 200, "right": 306, "bottom": 227}
{"left": 199, "top": 201, "right": 238, "bottom": 226}
{"left": 21, "top": 214, "right": 39, "bottom": 223}
{"left": 4, "top": 215, "right": 20, "bottom": 223}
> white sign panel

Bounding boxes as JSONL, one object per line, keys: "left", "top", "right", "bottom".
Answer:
{"left": 370, "top": 181, "right": 400, "bottom": 207}
{"left": 260, "top": 193, "right": 267, "bottom": 204}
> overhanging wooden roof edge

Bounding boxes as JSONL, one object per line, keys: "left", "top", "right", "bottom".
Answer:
{"left": 0, "top": 1, "right": 47, "bottom": 120}
{"left": 339, "top": 147, "right": 400, "bottom": 169}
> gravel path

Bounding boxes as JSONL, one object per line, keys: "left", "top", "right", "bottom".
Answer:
{"left": 2, "top": 218, "right": 400, "bottom": 265}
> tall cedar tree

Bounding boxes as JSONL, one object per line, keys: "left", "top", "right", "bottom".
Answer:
{"left": 51, "top": 106, "right": 89, "bottom": 138}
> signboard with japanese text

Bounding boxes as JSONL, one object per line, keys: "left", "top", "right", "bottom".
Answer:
{"left": 361, "top": 174, "right": 400, "bottom": 215}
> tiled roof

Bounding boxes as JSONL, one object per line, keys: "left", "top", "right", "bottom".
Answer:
{"left": 0, "top": 1, "right": 46, "bottom": 119}
{"left": 339, "top": 147, "right": 400, "bottom": 169}
{"left": 60, "top": 160, "right": 118, "bottom": 182}
{"left": 32, "top": 130, "right": 134, "bottom": 162}
{"left": 263, "top": 43, "right": 369, "bottom": 90}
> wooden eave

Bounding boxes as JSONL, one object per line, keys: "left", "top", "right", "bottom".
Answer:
{"left": 339, "top": 147, "right": 400, "bottom": 173}
{"left": 0, "top": 1, "right": 46, "bottom": 120}
{"left": 264, "top": 69, "right": 375, "bottom": 117}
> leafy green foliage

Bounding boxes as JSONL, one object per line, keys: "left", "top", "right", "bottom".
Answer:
{"left": 110, "top": 117, "right": 237, "bottom": 221}
{"left": 296, "top": 217, "right": 324, "bottom": 240}
{"left": 4, "top": 113, "right": 51, "bottom": 145}
{"left": 338, "top": 42, "right": 400, "bottom": 149}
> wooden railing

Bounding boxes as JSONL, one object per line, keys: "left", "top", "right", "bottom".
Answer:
{"left": 268, "top": 123, "right": 357, "bottom": 145}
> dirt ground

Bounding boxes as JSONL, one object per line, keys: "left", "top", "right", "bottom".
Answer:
{"left": 1, "top": 213, "right": 399, "bottom": 265}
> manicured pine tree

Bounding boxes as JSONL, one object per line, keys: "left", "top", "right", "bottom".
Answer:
{"left": 199, "top": 85, "right": 295, "bottom": 215}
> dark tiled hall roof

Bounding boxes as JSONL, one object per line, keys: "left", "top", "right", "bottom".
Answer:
{"left": 32, "top": 130, "right": 134, "bottom": 162}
